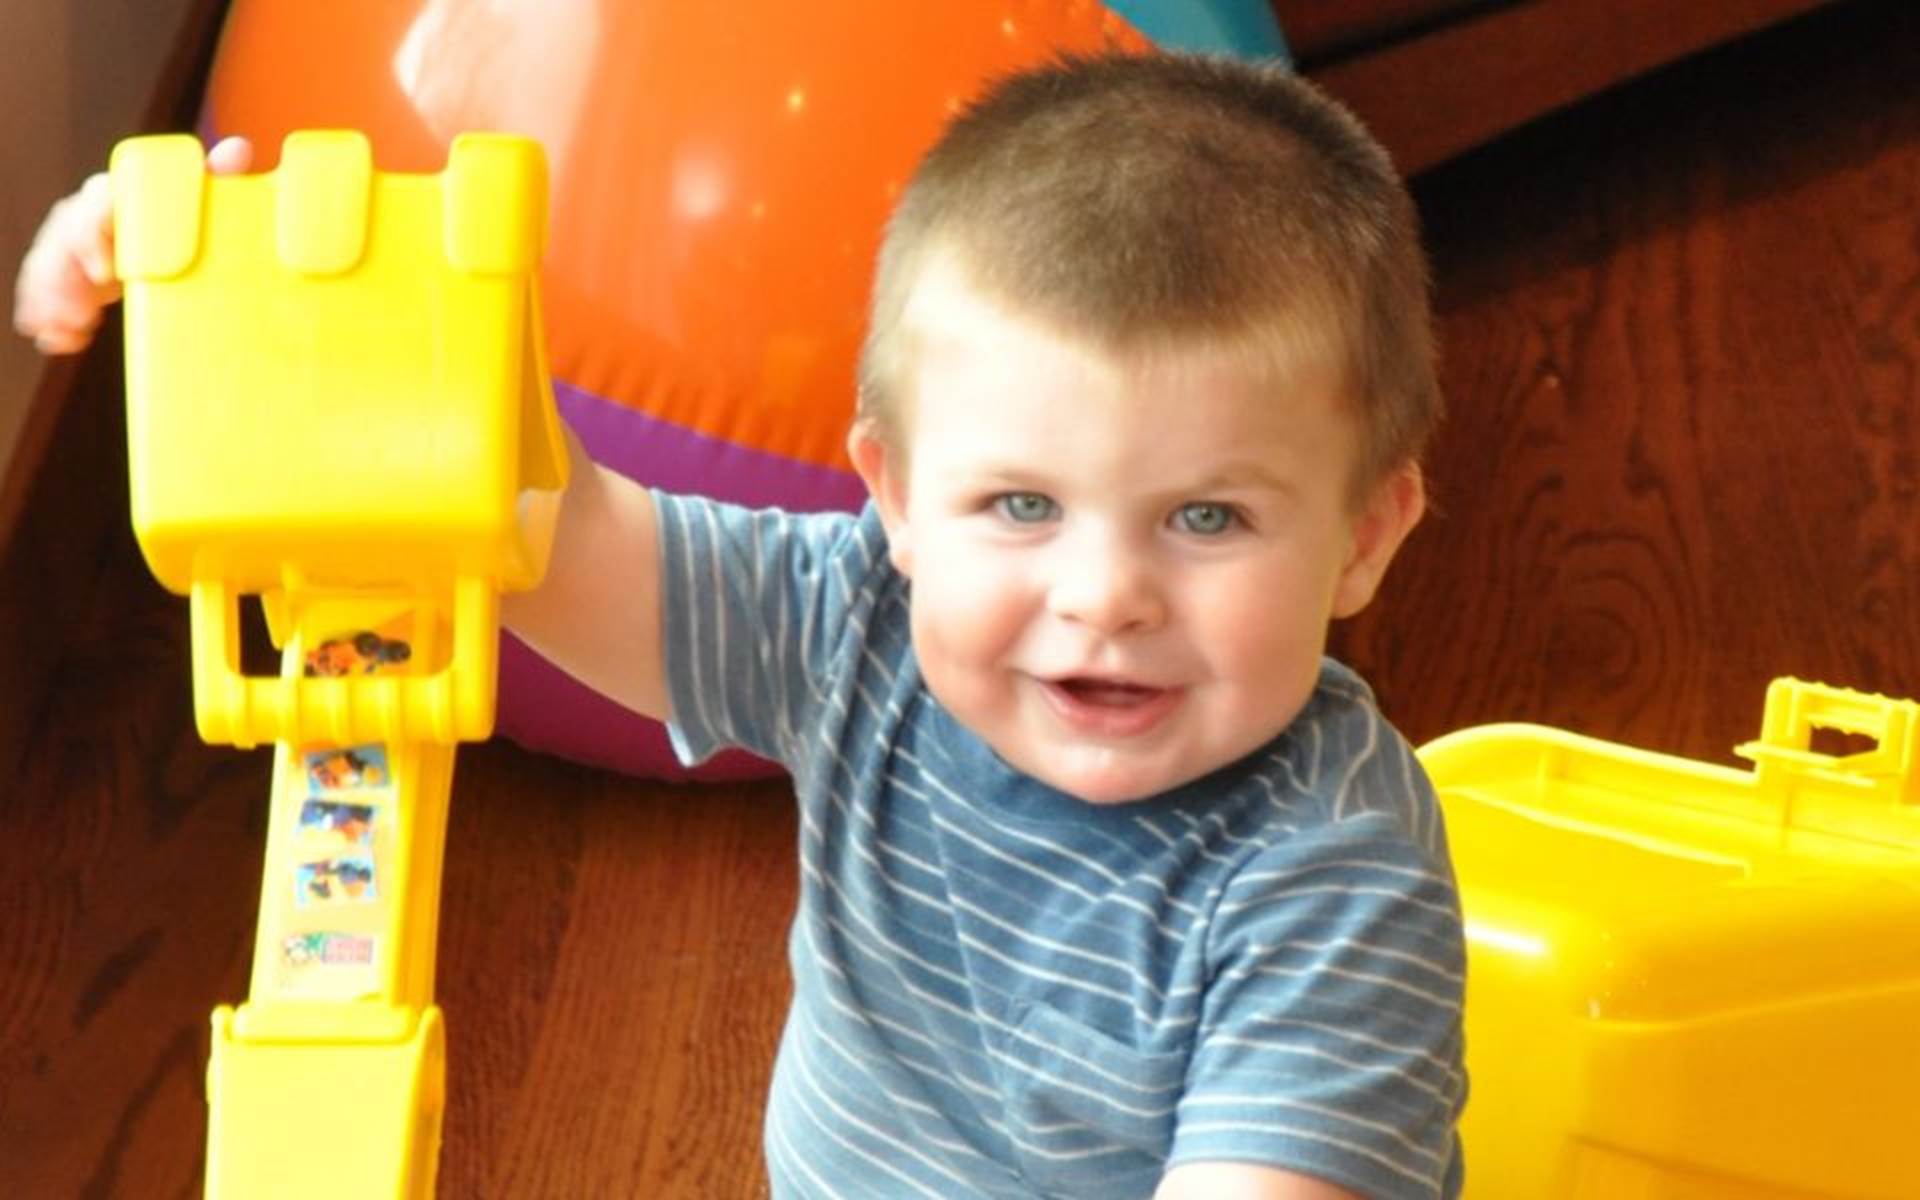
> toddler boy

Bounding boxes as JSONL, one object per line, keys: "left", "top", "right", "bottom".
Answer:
{"left": 16, "top": 52, "right": 1463, "bottom": 1200}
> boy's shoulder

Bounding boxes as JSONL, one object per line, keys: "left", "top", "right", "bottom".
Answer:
{"left": 1262, "top": 658, "right": 1446, "bottom": 856}
{"left": 652, "top": 492, "right": 891, "bottom": 580}
{"left": 1296, "top": 656, "right": 1396, "bottom": 747}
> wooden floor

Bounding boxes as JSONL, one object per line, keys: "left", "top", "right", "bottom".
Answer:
{"left": 3, "top": 3, "right": 1916, "bottom": 1196}
{"left": 1338, "top": 0, "right": 1920, "bottom": 760}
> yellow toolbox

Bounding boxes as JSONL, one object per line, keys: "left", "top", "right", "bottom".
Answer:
{"left": 1422, "top": 678, "right": 1920, "bottom": 1199}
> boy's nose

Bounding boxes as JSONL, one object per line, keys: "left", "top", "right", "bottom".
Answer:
{"left": 1046, "top": 536, "right": 1166, "bottom": 635}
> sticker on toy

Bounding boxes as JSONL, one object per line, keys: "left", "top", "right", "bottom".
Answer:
{"left": 304, "top": 744, "right": 390, "bottom": 793}
{"left": 296, "top": 854, "right": 378, "bottom": 905}
{"left": 304, "top": 623, "right": 414, "bottom": 677}
{"left": 280, "top": 931, "right": 378, "bottom": 969}
{"left": 298, "top": 799, "right": 375, "bottom": 845}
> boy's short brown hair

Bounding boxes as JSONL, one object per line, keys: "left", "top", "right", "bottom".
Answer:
{"left": 857, "top": 52, "right": 1439, "bottom": 497}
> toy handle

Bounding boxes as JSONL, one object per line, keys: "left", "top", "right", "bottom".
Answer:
{"left": 189, "top": 575, "right": 499, "bottom": 748}
{"left": 1736, "top": 678, "right": 1918, "bottom": 807}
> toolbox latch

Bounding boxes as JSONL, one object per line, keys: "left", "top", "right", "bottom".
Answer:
{"left": 1735, "top": 678, "right": 1920, "bottom": 837}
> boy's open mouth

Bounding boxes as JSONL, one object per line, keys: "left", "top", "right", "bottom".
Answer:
{"left": 1040, "top": 675, "right": 1183, "bottom": 736}
{"left": 1053, "top": 677, "right": 1163, "bottom": 707}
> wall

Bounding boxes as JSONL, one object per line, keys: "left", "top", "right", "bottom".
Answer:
{"left": 0, "top": 0, "right": 211, "bottom": 527}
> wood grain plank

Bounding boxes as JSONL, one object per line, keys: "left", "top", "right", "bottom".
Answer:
{"left": 1336, "top": 0, "right": 1920, "bottom": 763}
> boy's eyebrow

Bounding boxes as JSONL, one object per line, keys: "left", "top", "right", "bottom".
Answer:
{"left": 1184, "top": 462, "right": 1296, "bottom": 493}
{"left": 966, "top": 464, "right": 1053, "bottom": 486}
{"left": 959, "top": 462, "right": 1301, "bottom": 496}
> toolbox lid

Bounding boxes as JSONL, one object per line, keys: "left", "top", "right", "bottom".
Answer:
{"left": 1421, "top": 678, "right": 1920, "bottom": 1021}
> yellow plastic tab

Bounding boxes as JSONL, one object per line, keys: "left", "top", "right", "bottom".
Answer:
{"left": 1421, "top": 678, "right": 1920, "bottom": 1199}
{"left": 444, "top": 132, "right": 547, "bottom": 274}
{"left": 109, "top": 134, "right": 206, "bottom": 280}
{"left": 275, "top": 130, "right": 373, "bottom": 275}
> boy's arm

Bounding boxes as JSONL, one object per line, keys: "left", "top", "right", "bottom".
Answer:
{"left": 1157, "top": 1162, "right": 1366, "bottom": 1200}
{"left": 1167, "top": 804, "right": 1463, "bottom": 1198}
{"left": 502, "top": 425, "right": 671, "bottom": 721}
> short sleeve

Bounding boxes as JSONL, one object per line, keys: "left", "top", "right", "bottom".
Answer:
{"left": 1170, "top": 817, "right": 1467, "bottom": 1198}
{"left": 652, "top": 493, "right": 891, "bottom": 768}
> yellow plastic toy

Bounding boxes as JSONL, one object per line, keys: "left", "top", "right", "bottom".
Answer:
{"left": 1423, "top": 677, "right": 1920, "bottom": 1199}
{"left": 112, "top": 129, "right": 568, "bottom": 1199}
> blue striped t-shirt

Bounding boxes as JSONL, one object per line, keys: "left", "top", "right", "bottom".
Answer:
{"left": 655, "top": 494, "right": 1465, "bottom": 1199}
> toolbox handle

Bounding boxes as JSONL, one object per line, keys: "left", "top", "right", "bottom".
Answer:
{"left": 1735, "top": 678, "right": 1918, "bottom": 810}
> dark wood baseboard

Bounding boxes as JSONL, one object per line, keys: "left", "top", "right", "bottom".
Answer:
{"left": 1305, "top": 0, "right": 1835, "bottom": 175}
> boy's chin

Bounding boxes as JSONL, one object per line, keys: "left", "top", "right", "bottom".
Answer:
{"left": 1022, "top": 755, "right": 1194, "bottom": 807}
{"left": 1068, "top": 782, "right": 1167, "bottom": 807}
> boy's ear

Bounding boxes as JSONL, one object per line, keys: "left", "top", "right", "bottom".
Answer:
{"left": 1332, "top": 462, "right": 1426, "bottom": 619}
{"left": 847, "top": 421, "right": 914, "bottom": 577}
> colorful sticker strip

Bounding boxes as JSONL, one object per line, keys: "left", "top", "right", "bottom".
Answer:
{"left": 268, "top": 619, "right": 423, "bottom": 1000}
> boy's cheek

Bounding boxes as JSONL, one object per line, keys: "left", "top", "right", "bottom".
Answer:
{"left": 869, "top": 503, "right": 914, "bottom": 576}
{"left": 886, "top": 535, "right": 914, "bottom": 578}
{"left": 869, "top": 492, "right": 915, "bottom": 577}
{"left": 847, "top": 422, "right": 917, "bottom": 576}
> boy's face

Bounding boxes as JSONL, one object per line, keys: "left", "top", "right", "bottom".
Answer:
{"left": 851, "top": 261, "right": 1424, "bottom": 805}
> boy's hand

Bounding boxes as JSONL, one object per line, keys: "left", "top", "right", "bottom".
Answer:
{"left": 13, "top": 136, "right": 253, "bottom": 355}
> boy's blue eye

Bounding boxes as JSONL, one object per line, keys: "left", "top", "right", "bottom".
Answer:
{"left": 1176, "top": 502, "right": 1236, "bottom": 535}
{"left": 995, "top": 492, "right": 1058, "bottom": 523}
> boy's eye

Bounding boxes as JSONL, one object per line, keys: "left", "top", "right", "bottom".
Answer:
{"left": 994, "top": 492, "right": 1058, "bottom": 523}
{"left": 1175, "top": 502, "right": 1237, "bottom": 535}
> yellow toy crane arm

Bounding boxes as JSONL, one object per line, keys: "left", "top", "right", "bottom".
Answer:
{"left": 113, "top": 129, "right": 564, "bottom": 1200}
